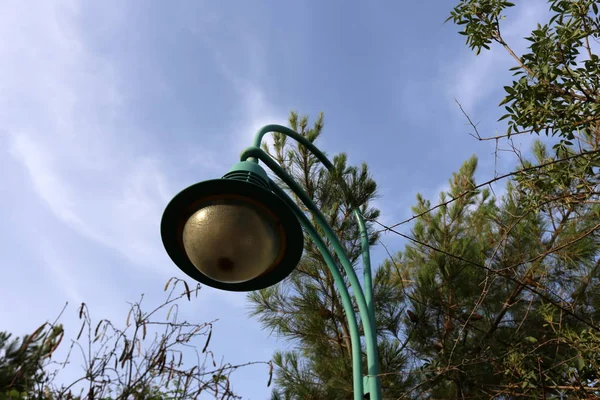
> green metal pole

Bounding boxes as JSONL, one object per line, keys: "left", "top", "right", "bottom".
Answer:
{"left": 248, "top": 124, "right": 334, "bottom": 170}
{"left": 355, "top": 210, "right": 382, "bottom": 396}
{"left": 269, "top": 181, "right": 364, "bottom": 399}
{"left": 240, "top": 143, "right": 382, "bottom": 400}
{"left": 355, "top": 211, "right": 375, "bottom": 321}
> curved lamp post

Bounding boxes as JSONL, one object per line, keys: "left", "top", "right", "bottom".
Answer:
{"left": 161, "top": 125, "right": 382, "bottom": 400}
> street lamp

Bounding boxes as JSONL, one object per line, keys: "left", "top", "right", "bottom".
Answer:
{"left": 161, "top": 125, "right": 382, "bottom": 400}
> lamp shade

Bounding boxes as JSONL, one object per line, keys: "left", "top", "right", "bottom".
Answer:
{"left": 160, "top": 162, "right": 304, "bottom": 291}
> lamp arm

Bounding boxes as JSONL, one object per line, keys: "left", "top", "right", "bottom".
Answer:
{"left": 268, "top": 180, "right": 364, "bottom": 399}
{"left": 354, "top": 210, "right": 377, "bottom": 343}
{"left": 243, "top": 124, "right": 375, "bottom": 323}
{"left": 241, "top": 146, "right": 382, "bottom": 400}
{"left": 247, "top": 124, "right": 333, "bottom": 170}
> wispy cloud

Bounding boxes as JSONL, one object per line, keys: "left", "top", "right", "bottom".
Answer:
{"left": 1, "top": 0, "right": 178, "bottom": 278}
{"left": 232, "top": 80, "right": 289, "bottom": 146}
{"left": 201, "top": 28, "right": 289, "bottom": 151}
{"left": 1, "top": 14, "right": 278, "bottom": 399}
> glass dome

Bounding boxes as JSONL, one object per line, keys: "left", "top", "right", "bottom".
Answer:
{"left": 182, "top": 200, "right": 283, "bottom": 283}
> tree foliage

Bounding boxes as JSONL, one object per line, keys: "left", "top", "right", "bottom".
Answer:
{"left": 389, "top": 146, "right": 600, "bottom": 398}
{"left": 255, "top": 1, "right": 600, "bottom": 398}
{"left": 1, "top": 324, "right": 63, "bottom": 399}
{"left": 1, "top": 278, "right": 265, "bottom": 400}
{"left": 376, "top": 0, "right": 600, "bottom": 397}
{"left": 448, "top": 0, "right": 600, "bottom": 146}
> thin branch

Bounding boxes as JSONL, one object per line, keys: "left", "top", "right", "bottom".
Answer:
{"left": 374, "top": 149, "right": 600, "bottom": 232}
{"left": 371, "top": 219, "right": 600, "bottom": 333}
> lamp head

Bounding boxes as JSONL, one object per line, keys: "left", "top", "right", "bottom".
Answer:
{"left": 161, "top": 161, "right": 304, "bottom": 291}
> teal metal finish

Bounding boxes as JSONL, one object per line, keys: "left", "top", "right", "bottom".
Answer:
{"left": 224, "top": 161, "right": 270, "bottom": 184}
{"left": 248, "top": 124, "right": 334, "bottom": 170}
{"left": 355, "top": 210, "right": 380, "bottom": 397}
{"left": 240, "top": 132, "right": 382, "bottom": 400}
{"left": 355, "top": 210, "right": 375, "bottom": 319}
{"left": 269, "top": 182, "right": 364, "bottom": 399}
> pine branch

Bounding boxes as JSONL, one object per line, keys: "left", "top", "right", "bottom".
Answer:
{"left": 372, "top": 219, "right": 600, "bottom": 333}
{"left": 374, "top": 149, "right": 600, "bottom": 232}
{"left": 484, "top": 209, "right": 572, "bottom": 340}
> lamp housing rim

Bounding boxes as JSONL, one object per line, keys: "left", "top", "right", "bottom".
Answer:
{"left": 161, "top": 177, "right": 304, "bottom": 292}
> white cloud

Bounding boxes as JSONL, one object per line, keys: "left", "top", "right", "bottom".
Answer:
{"left": 0, "top": 0, "right": 289, "bottom": 322}
{"left": 0, "top": 5, "right": 269, "bottom": 395}
{"left": 235, "top": 80, "right": 289, "bottom": 146}
{"left": 0, "top": 0, "right": 180, "bottom": 344}
{"left": 0, "top": 0, "right": 180, "bottom": 277}
{"left": 202, "top": 29, "right": 289, "bottom": 151}
{"left": 9, "top": 135, "right": 86, "bottom": 232}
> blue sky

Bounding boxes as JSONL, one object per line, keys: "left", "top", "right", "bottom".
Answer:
{"left": 1, "top": 0, "right": 552, "bottom": 398}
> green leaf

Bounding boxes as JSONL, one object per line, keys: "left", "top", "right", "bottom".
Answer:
{"left": 521, "top": 380, "right": 529, "bottom": 388}
{"left": 499, "top": 96, "right": 511, "bottom": 106}
{"left": 504, "top": 86, "right": 516, "bottom": 95}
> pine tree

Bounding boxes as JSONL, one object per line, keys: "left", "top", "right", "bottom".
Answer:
{"left": 0, "top": 325, "right": 62, "bottom": 399}
{"left": 251, "top": 1, "right": 600, "bottom": 396}
{"left": 393, "top": 1, "right": 600, "bottom": 396}
{"left": 248, "top": 112, "right": 412, "bottom": 399}
{"left": 390, "top": 145, "right": 600, "bottom": 398}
